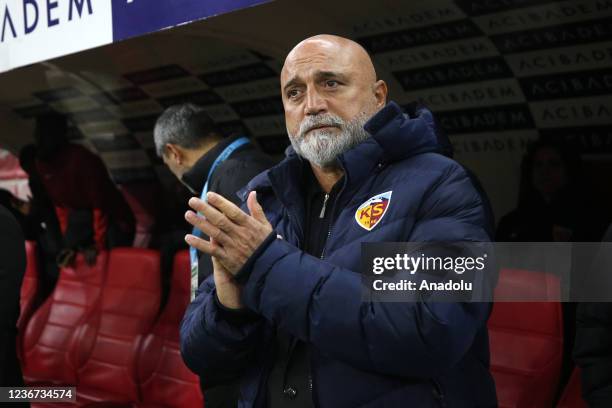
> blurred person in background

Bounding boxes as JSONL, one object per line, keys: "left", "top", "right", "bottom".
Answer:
{"left": 496, "top": 138, "right": 605, "bottom": 243}
{"left": 19, "top": 144, "right": 61, "bottom": 240}
{"left": 34, "top": 113, "right": 135, "bottom": 267}
{"left": 18, "top": 144, "right": 63, "bottom": 296}
{"left": 0, "top": 188, "right": 34, "bottom": 237}
{"left": 153, "top": 103, "right": 274, "bottom": 408}
{"left": 0, "top": 203, "right": 27, "bottom": 393}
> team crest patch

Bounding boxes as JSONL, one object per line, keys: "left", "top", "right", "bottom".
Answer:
{"left": 355, "top": 191, "right": 392, "bottom": 231}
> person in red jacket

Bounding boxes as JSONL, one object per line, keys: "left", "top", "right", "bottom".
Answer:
{"left": 34, "top": 113, "right": 135, "bottom": 265}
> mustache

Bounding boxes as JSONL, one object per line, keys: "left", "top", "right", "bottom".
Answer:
{"left": 297, "top": 114, "right": 344, "bottom": 139}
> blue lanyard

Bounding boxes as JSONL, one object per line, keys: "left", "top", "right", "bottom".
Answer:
{"left": 190, "top": 137, "right": 250, "bottom": 299}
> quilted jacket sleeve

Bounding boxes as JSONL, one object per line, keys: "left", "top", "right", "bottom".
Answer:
{"left": 179, "top": 270, "right": 267, "bottom": 388}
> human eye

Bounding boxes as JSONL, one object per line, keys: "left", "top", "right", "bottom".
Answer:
{"left": 325, "top": 79, "right": 339, "bottom": 88}
{"left": 286, "top": 88, "right": 301, "bottom": 100}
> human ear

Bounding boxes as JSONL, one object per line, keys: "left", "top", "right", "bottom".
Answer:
{"left": 373, "top": 80, "right": 388, "bottom": 108}
{"left": 165, "top": 143, "right": 183, "bottom": 165}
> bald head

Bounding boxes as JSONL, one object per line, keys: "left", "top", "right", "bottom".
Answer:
{"left": 282, "top": 34, "right": 378, "bottom": 85}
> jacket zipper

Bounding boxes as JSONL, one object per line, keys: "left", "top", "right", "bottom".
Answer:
{"left": 320, "top": 228, "right": 332, "bottom": 260}
{"left": 309, "top": 209, "right": 335, "bottom": 406}
{"left": 319, "top": 194, "right": 330, "bottom": 218}
{"left": 431, "top": 379, "right": 446, "bottom": 408}
{"left": 319, "top": 175, "right": 347, "bottom": 260}
{"left": 310, "top": 163, "right": 386, "bottom": 403}
{"left": 310, "top": 181, "right": 346, "bottom": 405}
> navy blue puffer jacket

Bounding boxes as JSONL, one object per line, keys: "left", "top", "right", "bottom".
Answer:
{"left": 180, "top": 102, "right": 498, "bottom": 407}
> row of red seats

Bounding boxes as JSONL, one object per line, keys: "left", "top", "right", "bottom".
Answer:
{"left": 487, "top": 269, "right": 586, "bottom": 408}
{"left": 17, "top": 243, "right": 202, "bottom": 407}
{"left": 18, "top": 243, "right": 587, "bottom": 407}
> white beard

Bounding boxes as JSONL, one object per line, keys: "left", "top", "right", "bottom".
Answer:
{"left": 288, "top": 111, "right": 372, "bottom": 168}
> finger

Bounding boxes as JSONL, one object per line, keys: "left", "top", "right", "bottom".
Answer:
{"left": 185, "top": 234, "right": 224, "bottom": 258}
{"left": 206, "top": 192, "right": 249, "bottom": 225}
{"left": 185, "top": 211, "right": 233, "bottom": 246}
{"left": 187, "top": 196, "right": 210, "bottom": 214}
{"left": 247, "top": 191, "right": 268, "bottom": 224}
{"left": 188, "top": 197, "right": 235, "bottom": 232}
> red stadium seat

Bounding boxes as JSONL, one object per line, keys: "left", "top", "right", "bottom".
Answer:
{"left": 557, "top": 368, "right": 587, "bottom": 408}
{"left": 120, "top": 183, "right": 161, "bottom": 248}
{"left": 17, "top": 241, "right": 40, "bottom": 358}
{"left": 75, "top": 248, "right": 161, "bottom": 406}
{"left": 137, "top": 250, "right": 203, "bottom": 408}
{"left": 21, "top": 252, "right": 108, "bottom": 386}
{"left": 488, "top": 268, "right": 564, "bottom": 408}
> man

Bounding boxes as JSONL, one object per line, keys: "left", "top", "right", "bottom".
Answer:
{"left": 34, "top": 113, "right": 135, "bottom": 265}
{"left": 19, "top": 144, "right": 63, "bottom": 296}
{"left": 0, "top": 203, "right": 27, "bottom": 390}
{"left": 153, "top": 103, "right": 274, "bottom": 407}
{"left": 153, "top": 103, "right": 276, "bottom": 285}
{"left": 180, "top": 35, "right": 497, "bottom": 407}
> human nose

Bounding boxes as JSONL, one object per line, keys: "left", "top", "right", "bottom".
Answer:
{"left": 304, "top": 88, "right": 327, "bottom": 116}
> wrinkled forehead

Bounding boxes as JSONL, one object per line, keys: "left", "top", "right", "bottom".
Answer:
{"left": 281, "top": 41, "right": 355, "bottom": 85}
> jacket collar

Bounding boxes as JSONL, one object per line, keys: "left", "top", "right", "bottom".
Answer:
{"left": 239, "top": 101, "right": 440, "bottom": 204}
{"left": 182, "top": 135, "right": 245, "bottom": 194}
